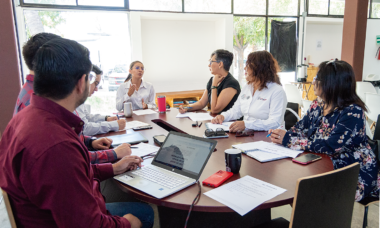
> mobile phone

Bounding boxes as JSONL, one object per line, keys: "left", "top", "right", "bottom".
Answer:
{"left": 292, "top": 153, "right": 322, "bottom": 165}
{"left": 153, "top": 135, "right": 166, "bottom": 146}
{"left": 202, "top": 170, "right": 233, "bottom": 188}
{"left": 132, "top": 125, "right": 152, "bottom": 131}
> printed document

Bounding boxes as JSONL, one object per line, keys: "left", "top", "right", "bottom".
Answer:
{"left": 175, "top": 112, "right": 213, "bottom": 121}
{"left": 133, "top": 109, "right": 157, "bottom": 115}
{"left": 233, "top": 141, "right": 301, "bottom": 158}
{"left": 205, "top": 122, "right": 234, "bottom": 132}
{"left": 131, "top": 143, "right": 160, "bottom": 157}
{"left": 123, "top": 121, "right": 150, "bottom": 130}
{"left": 204, "top": 176, "right": 286, "bottom": 216}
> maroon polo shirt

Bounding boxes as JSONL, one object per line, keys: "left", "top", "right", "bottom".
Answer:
{"left": 0, "top": 94, "right": 130, "bottom": 228}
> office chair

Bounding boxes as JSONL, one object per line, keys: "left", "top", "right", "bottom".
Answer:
{"left": 285, "top": 102, "right": 300, "bottom": 130}
{"left": 253, "top": 163, "right": 360, "bottom": 228}
{"left": 2, "top": 190, "right": 17, "bottom": 228}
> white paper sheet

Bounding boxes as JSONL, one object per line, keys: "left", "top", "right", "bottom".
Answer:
{"left": 176, "top": 113, "right": 192, "bottom": 118}
{"left": 131, "top": 143, "right": 160, "bottom": 157}
{"left": 233, "top": 141, "right": 302, "bottom": 158}
{"left": 188, "top": 113, "right": 213, "bottom": 121}
{"left": 205, "top": 122, "right": 234, "bottom": 132}
{"left": 204, "top": 176, "right": 286, "bottom": 216}
{"left": 133, "top": 109, "right": 157, "bottom": 115}
{"left": 123, "top": 121, "right": 150, "bottom": 130}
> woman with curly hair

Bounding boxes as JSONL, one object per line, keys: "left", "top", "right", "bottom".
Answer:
{"left": 269, "top": 60, "right": 379, "bottom": 201}
{"left": 211, "top": 50, "right": 287, "bottom": 132}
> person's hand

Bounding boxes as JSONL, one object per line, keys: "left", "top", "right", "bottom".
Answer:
{"left": 114, "top": 143, "right": 132, "bottom": 159}
{"left": 212, "top": 74, "right": 225, "bottom": 87}
{"left": 142, "top": 98, "right": 148, "bottom": 109}
{"left": 123, "top": 214, "right": 142, "bottom": 228}
{"left": 117, "top": 119, "right": 126, "bottom": 130}
{"left": 211, "top": 115, "right": 224, "bottom": 124}
{"left": 229, "top": 121, "right": 246, "bottom": 133}
{"left": 112, "top": 155, "right": 143, "bottom": 175}
{"left": 107, "top": 116, "right": 118, "bottom": 121}
{"left": 128, "top": 84, "right": 137, "bottom": 97}
{"left": 269, "top": 129, "right": 286, "bottom": 144}
{"left": 178, "top": 105, "right": 187, "bottom": 114}
{"left": 92, "top": 138, "right": 112, "bottom": 150}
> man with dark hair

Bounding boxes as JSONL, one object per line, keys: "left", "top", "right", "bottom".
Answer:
{"left": 13, "top": 32, "right": 60, "bottom": 116}
{"left": 76, "top": 64, "right": 127, "bottom": 136}
{"left": 0, "top": 38, "right": 154, "bottom": 228}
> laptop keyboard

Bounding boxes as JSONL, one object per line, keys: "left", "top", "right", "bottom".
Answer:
{"left": 133, "top": 166, "right": 188, "bottom": 189}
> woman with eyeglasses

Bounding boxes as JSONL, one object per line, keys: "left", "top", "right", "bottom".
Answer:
{"left": 116, "top": 61, "right": 156, "bottom": 111}
{"left": 178, "top": 49, "right": 241, "bottom": 114}
{"left": 211, "top": 51, "right": 287, "bottom": 133}
{"left": 269, "top": 60, "right": 380, "bottom": 201}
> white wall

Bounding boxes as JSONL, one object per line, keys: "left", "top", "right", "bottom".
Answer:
{"left": 363, "top": 19, "right": 380, "bottom": 80}
{"left": 304, "top": 18, "right": 343, "bottom": 67}
{"left": 130, "top": 12, "right": 233, "bottom": 93}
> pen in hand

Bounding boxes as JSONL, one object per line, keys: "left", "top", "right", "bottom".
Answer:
{"left": 116, "top": 114, "right": 120, "bottom": 120}
{"left": 266, "top": 125, "right": 284, "bottom": 137}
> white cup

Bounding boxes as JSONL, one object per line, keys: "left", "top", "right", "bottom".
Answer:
{"left": 124, "top": 102, "right": 133, "bottom": 118}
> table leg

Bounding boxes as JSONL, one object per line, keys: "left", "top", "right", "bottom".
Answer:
{"left": 157, "top": 206, "right": 271, "bottom": 228}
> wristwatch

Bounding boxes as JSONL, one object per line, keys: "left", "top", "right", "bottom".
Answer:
{"left": 211, "top": 86, "right": 218, "bottom": 89}
{"left": 105, "top": 115, "right": 110, "bottom": 121}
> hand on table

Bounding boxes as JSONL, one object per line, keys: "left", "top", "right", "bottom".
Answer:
{"left": 268, "top": 129, "right": 286, "bottom": 144}
{"left": 178, "top": 105, "right": 187, "bottom": 114}
{"left": 128, "top": 84, "right": 137, "bottom": 97}
{"left": 107, "top": 116, "right": 118, "bottom": 121}
{"left": 92, "top": 138, "right": 112, "bottom": 150}
{"left": 123, "top": 214, "right": 142, "bottom": 228}
{"left": 114, "top": 143, "right": 132, "bottom": 159}
{"left": 211, "top": 115, "right": 224, "bottom": 124}
{"left": 229, "top": 121, "right": 246, "bottom": 133}
{"left": 117, "top": 119, "right": 127, "bottom": 130}
{"left": 112, "top": 155, "right": 143, "bottom": 175}
{"left": 142, "top": 98, "right": 148, "bottom": 109}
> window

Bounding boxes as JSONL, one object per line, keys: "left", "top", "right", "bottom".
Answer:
{"left": 78, "top": 0, "right": 124, "bottom": 7}
{"left": 129, "top": 0, "right": 182, "bottom": 12}
{"left": 329, "top": 0, "right": 345, "bottom": 15}
{"left": 308, "top": 0, "right": 328, "bottom": 15}
{"left": 268, "top": 0, "right": 298, "bottom": 16}
{"left": 234, "top": 0, "right": 266, "bottom": 15}
{"left": 185, "top": 0, "right": 231, "bottom": 13}
{"left": 372, "top": 0, "right": 380, "bottom": 18}
{"left": 23, "top": 10, "right": 131, "bottom": 115}
{"left": 233, "top": 17, "right": 265, "bottom": 83}
{"left": 23, "top": 0, "right": 76, "bottom": 5}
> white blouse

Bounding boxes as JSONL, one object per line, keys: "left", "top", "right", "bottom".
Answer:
{"left": 221, "top": 82, "right": 287, "bottom": 131}
{"left": 116, "top": 80, "right": 156, "bottom": 111}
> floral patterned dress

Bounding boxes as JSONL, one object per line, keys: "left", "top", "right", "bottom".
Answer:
{"left": 282, "top": 99, "right": 380, "bottom": 201}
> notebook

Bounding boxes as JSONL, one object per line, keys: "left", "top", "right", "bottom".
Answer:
{"left": 205, "top": 122, "right": 234, "bottom": 132}
{"left": 245, "top": 151, "right": 288, "bottom": 162}
{"left": 114, "top": 131, "right": 217, "bottom": 199}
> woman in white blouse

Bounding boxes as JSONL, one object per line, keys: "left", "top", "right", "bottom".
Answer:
{"left": 116, "top": 61, "right": 156, "bottom": 111}
{"left": 211, "top": 51, "right": 287, "bottom": 132}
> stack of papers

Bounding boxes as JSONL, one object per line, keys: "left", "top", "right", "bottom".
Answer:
{"left": 204, "top": 176, "right": 286, "bottom": 216}
{"left": 124, "top": 121, "right": 150, "bottom": 130}
{"left": 175, "top": 112, "right": 213, "bottom": 121}
{"left": 133, "top": 109, "right": 157, "bottom": 115}
{"left": 232, "top": 141, "right": 302, "bottom": 162}
{"left": 205, "top": 122, "right": 234, "bottom": 132}
{"left": 131, "top": 143, "right": 160, "bottom": 157}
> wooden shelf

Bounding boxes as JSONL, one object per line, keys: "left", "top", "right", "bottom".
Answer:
{"left": 155, "top": 90, "right": 204, "bottom": 107}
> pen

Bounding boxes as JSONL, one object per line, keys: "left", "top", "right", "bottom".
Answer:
{"left": 266, "top": 125, "right": 284, "bottom": 137}
{"left": 116, "top": 114, "right": 120, "bottom": 120}
{"left": 198, "top": 122, "right": 202, "bottom": 127}
{"left": 177, "top": 107, "right": 193, "bottom": 109}
{"left": 130, "top": 146, "right": 138, "bottom": 148}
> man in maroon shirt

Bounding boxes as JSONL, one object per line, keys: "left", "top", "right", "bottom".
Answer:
{"left": 0, "top": 38, "right": 153, "bottom": 228}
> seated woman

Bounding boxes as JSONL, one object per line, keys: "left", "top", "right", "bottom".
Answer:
{"left": 179, "top": 49, "right": 240, "bottom": 114}
{"left": 269, "top": 60, "right": 380, "bottom": 202}
{"left": 211, "top": 51, "right": 287, "bottom": 132}
{"left": 116, "top": 61, "right": 156, "bottom": 111}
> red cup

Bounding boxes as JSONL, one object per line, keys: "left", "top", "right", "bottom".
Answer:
{"left": 157, "top": 96, "right": 166, "bottom": 113}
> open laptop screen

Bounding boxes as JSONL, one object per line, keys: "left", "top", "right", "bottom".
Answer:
{"left": 152, "top": 132, "right": 216, "bottom": 179}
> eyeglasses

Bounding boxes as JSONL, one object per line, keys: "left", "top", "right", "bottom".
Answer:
{"left": 205, "top": 128, "right": 226, "bottom": 137}
{"left": 235, "top": 129, "right": 255, "bottom": 137}
{"left": 94, "top": 81, "right": 100, "bottom": 88}
{"left": 209, "top": 60, "right": 220, "bottom": 65}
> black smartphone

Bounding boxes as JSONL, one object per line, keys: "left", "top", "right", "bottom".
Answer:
{"left": 132, "top": 125, "right": 152, "bottom": 131}
{"left": 153, "top": 135, "right": 166, "bottom": 146}
{"left": 292, "top": 154, "right": 322, "bottom": 165}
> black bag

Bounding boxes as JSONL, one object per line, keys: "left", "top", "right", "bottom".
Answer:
{"left": 367, "top": 136, "right": 380, "bottom": 163}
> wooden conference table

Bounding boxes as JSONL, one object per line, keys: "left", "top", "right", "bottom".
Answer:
{"left": 99, "top": 109, "right": 333, "bottom": 227}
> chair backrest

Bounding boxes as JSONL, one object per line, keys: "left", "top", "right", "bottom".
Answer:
{"left": 301, "top": 99, "right": 312, "bottom": 116}
{"left": 284, "top": 102, "right": 299, "bottom": 130}
{"left": 374, "top": 114, "right": 380, "bottom": 141}
{"left": 285, "top": 84, "right": 302, "bottom": 106}
{"left": 289, "top": 163, "right": 360, "bottom": 228}
{"left": 2, "top": 190, "right": 17, "bottom": 228}
{"left": 365, "top": 93, "right": 380, "bottom": 122}
{"left": 356, "top": 82, "right": 377, "bottom": 103}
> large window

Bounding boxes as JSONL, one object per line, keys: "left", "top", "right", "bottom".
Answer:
{"left": 268, "top": 0, "right": 298, "bottom": 16}
{"left": 129, "top": 0, "right": 182, "bottom": 12}
{"left": 184, "top": 0, "right": 231, "bottom": 13}
{"left": 372, "top": 0, "right": 380, "bottom": 18}
{"left": 233, "top": 0, "right": 266, "bottom": 15}
{"left": 23, "top": 10, "right": 131, "bottom": 115}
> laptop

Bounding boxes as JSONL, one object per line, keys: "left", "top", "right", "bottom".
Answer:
{"left": 114, "top": 131, "right": 217, "bottom": 199}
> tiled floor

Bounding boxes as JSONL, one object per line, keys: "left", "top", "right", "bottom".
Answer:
{"left": 1, "top": 188, "right": 378, "bottom": 228}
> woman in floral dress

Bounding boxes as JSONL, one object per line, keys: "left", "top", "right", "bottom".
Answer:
{"left": 269, "top": 60, "right": 379, "bottom": 201}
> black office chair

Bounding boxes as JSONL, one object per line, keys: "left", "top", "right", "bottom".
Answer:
{"left": 284, "top": 102, "right": 300, "bottom": 130}
{"left": 253, "top": 163, "right": 360, "bottom": 228}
